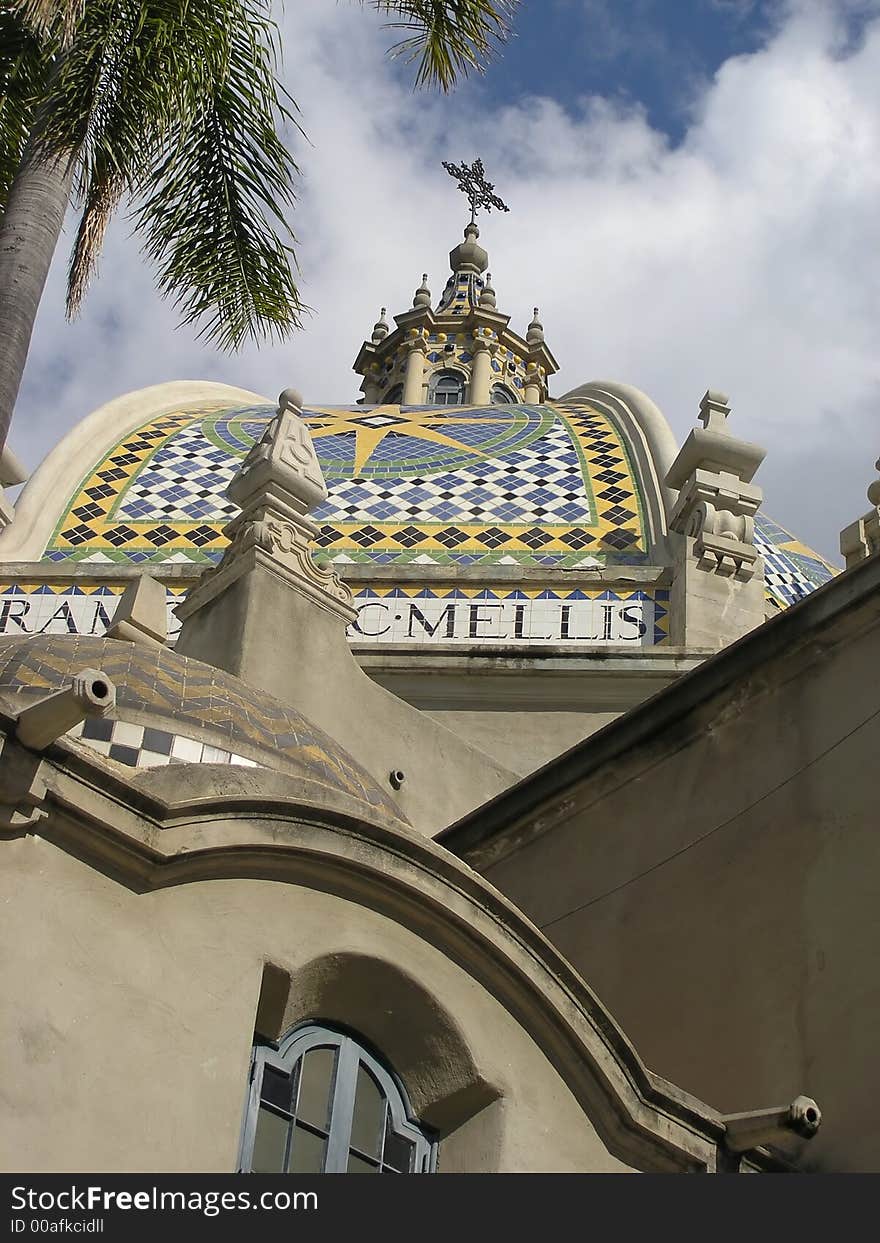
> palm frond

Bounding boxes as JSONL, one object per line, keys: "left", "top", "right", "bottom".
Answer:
{"left": 66, "top": 163, "right": 123, "bottom": 314}
{"left": 27, "top": 0, "right": 302, "bottom": 344}
{"left": 370, "top": 0, "right": 517, "bottom": 91}
{"left": 0, "top": 6, "right": 49, "bottom": 210}
{"left": 7, "top": 0, "right": 83, "bottom": 44}
{"left": 133, "top": 0, "right": 304, "bottom": 349}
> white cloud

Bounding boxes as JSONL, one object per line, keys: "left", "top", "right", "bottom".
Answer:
{"left": 13, "top": 0, "right": 880, "bottom": 560}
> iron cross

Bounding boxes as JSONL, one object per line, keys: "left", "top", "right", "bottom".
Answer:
{"left": 442, "top": 158, "right": 509, "bottom": 223}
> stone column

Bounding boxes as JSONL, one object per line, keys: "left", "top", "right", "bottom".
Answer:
{"left": 360, "top": 380, "right": 379, "bottom": 404}
{"left": 523, "top": 365, "right": 541, "bottom": 404}
{"left": 402, "top": 339, "right": 427, "bottom": 405}
{"left": 469, "top": 340, "right": 492, "bottom": 405}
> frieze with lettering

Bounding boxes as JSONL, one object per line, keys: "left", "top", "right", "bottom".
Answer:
{"left": 0, "top": 584, "right": 668, "bottom": 646}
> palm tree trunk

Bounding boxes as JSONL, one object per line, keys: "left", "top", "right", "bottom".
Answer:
{"left": 0, "top": 145, "right": 72, "bottom": 452}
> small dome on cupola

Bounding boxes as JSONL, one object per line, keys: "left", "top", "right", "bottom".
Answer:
{"left": 413, "top": 274, "right": 431, "bottom": 308}
{"left": 371, "top": 308, "right": 389, "bottom": 344}
{"left": 527, "top": 308, "right": 544, "bottom": 346}
{"left": 479, "top": 273, "right": 497, "bottom": 310}
{"left": 448, "top": 221, "right": 489, "bottom": 276}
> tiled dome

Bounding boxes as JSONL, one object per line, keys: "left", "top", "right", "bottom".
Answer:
{"left": 40, "top": 398, "right": 836, "bottom": 610}
{"left": 0, "top": 634, "right": 401, "bottom": 820}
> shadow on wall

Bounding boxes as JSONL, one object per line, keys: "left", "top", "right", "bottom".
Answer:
{"left": 253, "top": 951, "right": 502, "bottom": 1141}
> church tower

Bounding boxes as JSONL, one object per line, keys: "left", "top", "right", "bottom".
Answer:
{"left": 352, "top": 220, "right": 559, "bottom": 407}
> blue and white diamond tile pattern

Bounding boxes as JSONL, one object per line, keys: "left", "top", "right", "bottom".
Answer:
{"left": 45, "top": 401, "right": 647, "bottom": 568}
{"left": 68, "top": 717, "right": 261, "bottom": 770}
{"left": 38, "top": 400, "right": 839, "bottom": 617}
{"left": 118, "top": 422, "right": 240, "bottom": 524}
{"left": 315, "top": 418, "right": 592, "bottom": 528}
{"left": 753, "top": 514, "right": 837, "bottom": 609}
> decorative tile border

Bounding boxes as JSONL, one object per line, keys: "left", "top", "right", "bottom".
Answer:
{"left": 0, "top": 580, "right": 670, "bottom": 647}
{"left": 0, "top": 581, "right": 186, "bottom": 640}
{"left": 68, "top": 717, "right": 261, "bottom": 770}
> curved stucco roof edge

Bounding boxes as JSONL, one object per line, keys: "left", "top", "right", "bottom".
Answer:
{"left": 560, "top": 380, "right": 680, "bottom": 561}
{"left": 0, "top": 380, "right": 269, "bottom": 562}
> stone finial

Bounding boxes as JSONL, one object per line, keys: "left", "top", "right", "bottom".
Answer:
{"left": 665, "top": 389, "right": 765, "bottom": 580}
{"left": 180, "top": 387, "right": 352, "bottom": 621}
{"left": 106, "top": 575, "right": 168, "bottom": 648}
{"left": 278, "top": 386, "right": 304, "bottom": 414}
{"left": 526, "top": 308, "right": 544, "bottom": 346}
{"left": 479, "top": 273, "right": 496, "bottom": 310}
{"left": 840, "top": 455, "right": 880, "bottom": 568}
{"left": 229, "top": 389, "right": 326, "bottom": 517}
{"left": 869, "top": 458, "right": 880, "bottom": 508}
{"left": 413, "top": 275, "right": 431, "bottom": 309}
{"left": 698, "top": 389, "right": 731, "bottom": 432}
{"left": 371, "top": 308, "right": 389, "bottom": 344}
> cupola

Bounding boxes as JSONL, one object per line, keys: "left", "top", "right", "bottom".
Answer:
{"left": 352, "top": 161, "right": 558, "bottom": 407}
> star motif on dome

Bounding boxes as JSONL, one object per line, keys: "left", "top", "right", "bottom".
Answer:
{"left": 304, "top": 408, "right": 511, "bottom": 474}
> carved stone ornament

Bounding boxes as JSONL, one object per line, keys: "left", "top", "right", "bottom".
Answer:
{"left": 840, "top": 456, "right": 880, "bottom": 569}
{"left": 229, "top": 388, "right": 327, "bottom": 517}
{"left": 665, "top": 391, "right": 765, "bottom": 580}
{"left": 184, "top": 388, "right": 353, "bottom": 619}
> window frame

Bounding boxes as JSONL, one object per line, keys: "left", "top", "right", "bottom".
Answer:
{"left": 238, "top": 1023, "right": 437, "bottom": 1174}
{"left": 427, "top": 369, "right": 466, "bottom": 407}
{"left": 490, "top": 383, "right": 517, "bottom": 403}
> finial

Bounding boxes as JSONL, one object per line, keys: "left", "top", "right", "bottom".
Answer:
{"left": 371, "top": 307, "right": 389, "bottom": 343}
{"left": 840, "top": 453, "right": 880, "bottom": 567}
{"left": 698, "top": 389, "right": 731, "bottom": 432}
{"left": 449, "top": 222, "right": 488, "bottom": 276}
{"left": 278, "top": 387, "right": 304, "bottom": 413}
{"left": 442, "top": 157, "right": 509, "bottom": 224}
{"left": 526, "top": 308, "right": 544, "bottom": 346}
{"left": 867, "top": 456, "right": 880, "bottom": 508}
{"left": 413, "top": 274, "right": 431, "bottom": 309}
{"left": 479, "top": 272, "right": 496, "bottom": 310}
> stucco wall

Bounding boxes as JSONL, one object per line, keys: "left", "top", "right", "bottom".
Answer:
{"left": 426, "top": 709, "right": 618, "bottom": 774}
{"left": 0, "top": 834, "right": 630, "bottom": 1174}
{"left": 467, "top": 556, "right": 880, "bottom": 1171}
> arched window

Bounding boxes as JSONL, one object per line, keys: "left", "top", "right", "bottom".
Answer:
{"left": 428, "top": 370, "right": 465, "bottom": 406}
{"left": 490, "top": 384, "right": 516, "bottom": 403}
{"left": 239, "top": 1024, "right": 436, "bottom": 1174}
{"left": 383, "top": 383, "right": 403, "bottom": 405}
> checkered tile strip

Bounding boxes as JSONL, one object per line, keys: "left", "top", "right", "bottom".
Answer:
{"left": 68, "top": 717, "right": 262, "bottom": 770}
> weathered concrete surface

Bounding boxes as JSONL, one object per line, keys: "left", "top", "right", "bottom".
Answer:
{"left": 0, "top": 834, "right": 632, "bottom": 1173}
{"left": 443, "top": 553, "right": 880, "bottom": 1171}
{"left": 425, "top": 709, "right": 619, "bottom": 773}
{"left": 175, "top": 560, "right": 516, "bottom": 836}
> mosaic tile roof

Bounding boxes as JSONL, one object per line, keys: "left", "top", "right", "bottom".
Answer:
{"left": 0, "top": 635, "right": 401, "bottom": 819}
{"left": 44, "top": 401, "right": 647, "bottom": 569}
{"left": 40, "top": 400, "right": 837, "bottom": 608}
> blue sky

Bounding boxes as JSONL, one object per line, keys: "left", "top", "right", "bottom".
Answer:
{"left": 480, "top": 0, "right": 776, "bottom": 140}
{"left": 12, "top": 0, "right": 880, "bottom": 562}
